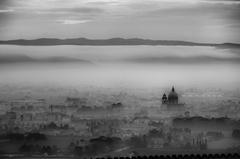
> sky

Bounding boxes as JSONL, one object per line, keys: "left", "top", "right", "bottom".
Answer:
{"left": 0, "top": 0, "right": 240, "bottom": 43}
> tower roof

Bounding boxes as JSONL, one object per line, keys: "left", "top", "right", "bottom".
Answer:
{"left": 162, "top": 93, "right": 167, "bottom": 99}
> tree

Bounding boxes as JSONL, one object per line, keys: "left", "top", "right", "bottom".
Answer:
{"left": 232, "top": 129, "right": 240, "bottom": 138}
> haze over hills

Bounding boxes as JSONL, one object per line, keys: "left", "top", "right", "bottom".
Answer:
{"left": 0, "top": 54, "right": 91, "bottom": 64}
{"left": 0, "top": 38, "right": 240, "bottom": 48}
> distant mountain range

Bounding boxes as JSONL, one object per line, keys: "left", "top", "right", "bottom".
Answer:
{"left": 0, "top": 38, "right": 239, "bottom": 48}
{"left": 0, "top": 54, "right": 91, "bottom": 64}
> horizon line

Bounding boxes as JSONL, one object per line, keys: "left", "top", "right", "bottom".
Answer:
{"left": 0, "top": 37, "right": 240, "bottom": 46}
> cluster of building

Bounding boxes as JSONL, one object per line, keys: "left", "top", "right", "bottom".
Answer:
{"left": 0, "top": 97, "right": 124, "bottom": 134}
{"left": 0, "top": 86, "right": 220, "bottom": 153}
{"left": 146, "top": 128, "right": 208, "bottom": 150}
{"left": 0, "top": 95, "right": 154, "bottom": 138}
{"left": 0, "top": 87, "right": 187, "bottom": 137}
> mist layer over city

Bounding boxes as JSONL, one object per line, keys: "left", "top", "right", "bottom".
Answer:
{"left": 0, "top": 45, "right": 239, "bottom": 88}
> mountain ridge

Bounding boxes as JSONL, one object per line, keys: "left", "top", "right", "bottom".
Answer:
{"left": 0, "top": 38, "right": 239, "bottom": 48}
{"left": 0, "top": 54, "right": 91, "bottom": 64}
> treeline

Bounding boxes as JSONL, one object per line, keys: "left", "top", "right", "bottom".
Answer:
{"left": 68, "top": 136, "right": 122, "bottom": 156}
{"left": 0, "top": 132, "right": 46, "bottom": 141}
{"left": 173, "top": 116, "right": 240, "bottom": 130}
{"left": 69, "top": 133, "right": 162, "bottom": 157}
{"left": 19, "top": 144, "right": 58, "bottom": 155}
{"left": 232, "top": 129, "right": 240, "bottom": 138}
{"left": 44, "top": 122, "right": 69, "bottom": 130}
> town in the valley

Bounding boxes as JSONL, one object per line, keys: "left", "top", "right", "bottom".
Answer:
{"left": 0, "top": 86, "right": 240, "bottom": 157}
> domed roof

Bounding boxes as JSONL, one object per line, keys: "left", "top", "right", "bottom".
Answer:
{"left": 168, "top": 86, "right": 178, "bottom": 99}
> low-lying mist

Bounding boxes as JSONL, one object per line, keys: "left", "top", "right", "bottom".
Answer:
{"left": 0, "top": 45, "right": 239, "bottom": 89}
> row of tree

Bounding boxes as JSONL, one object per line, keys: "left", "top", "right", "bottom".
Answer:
{"left": 19, "top": 144, "right": 58, "bottom": 155}
{"left": 0, "top": 132, "right": 46, "bottom": 141}
{"left": 69, "top": 136, "right": 122, "bottom": 156}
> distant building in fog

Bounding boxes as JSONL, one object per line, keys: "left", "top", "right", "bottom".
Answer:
{"left": 65, "top": 97, "right": 87, "bottom": 107}
{"left": 162, "top": 86, "right": 184, "bottom": 108}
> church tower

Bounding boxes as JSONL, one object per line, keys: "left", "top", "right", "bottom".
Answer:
{"left": 162, "top": 93, "right": 167, "bottom": 104}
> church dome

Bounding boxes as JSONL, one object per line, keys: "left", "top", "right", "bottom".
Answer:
{"left": 168, "top": 91, "right": 178, "bottom": 99}
{"left": 168, "top": 86, "right": 178, "bottom": 104}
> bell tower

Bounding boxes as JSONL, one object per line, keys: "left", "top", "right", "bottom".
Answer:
{"left": 162, "top": 93, "right": 167, "bottom": 104}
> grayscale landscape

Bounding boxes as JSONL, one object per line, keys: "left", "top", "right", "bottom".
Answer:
{"left": 0, "top": 0, "right": 240, "bottom": 158}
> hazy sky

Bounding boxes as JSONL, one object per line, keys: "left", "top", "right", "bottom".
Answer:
{"left": 0, "top": 0, "right": 240, "bottom": 43}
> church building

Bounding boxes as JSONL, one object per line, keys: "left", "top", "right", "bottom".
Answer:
{"left": 162, "top": 86, "right": 184, "bottom": 107}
